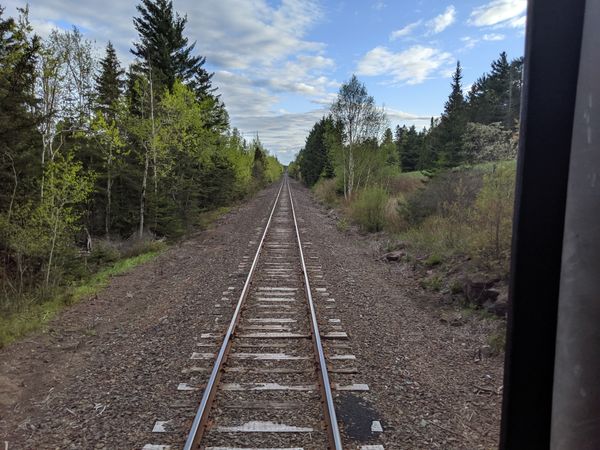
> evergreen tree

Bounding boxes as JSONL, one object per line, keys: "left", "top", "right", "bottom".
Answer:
{"left": 0, "top": 6, "right": 41, "bottom": 210}
{"left": 380, "top": 127, "right": 398, "bottom": 166}
{"left": 131, "top": 0, "right": 213, "bottom": 96}
{"left": 401, "top": 125, "right": 420, "bottom": 171}
{"left": 436, "top": 61, "right": 466, "bottom": 168}
{"left": 95, "top": 41, "right": 124, "bottom": 118}
{"left": 465, "top": 52, "right": 522, "bottom": 129}
{"left": 299, "top": 116, "right": 337, "bottom": 186}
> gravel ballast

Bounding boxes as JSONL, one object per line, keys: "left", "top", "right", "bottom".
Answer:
{"left": 0, "top": 180, "right": 503, "bottom": 449}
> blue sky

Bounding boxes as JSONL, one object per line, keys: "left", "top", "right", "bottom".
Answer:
{"left": 6, "top": 0, "right": 526, "bottom": 163}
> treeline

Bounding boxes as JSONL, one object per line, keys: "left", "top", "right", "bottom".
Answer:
{"left": 0, "top": 2, "right": 282, "bottom": 308}
{"left": 290, "top": 52, "right": 522, "bottom": 186}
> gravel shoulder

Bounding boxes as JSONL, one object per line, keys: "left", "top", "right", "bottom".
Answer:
{"left": 0, "top": 183, "right": 278, "bottom": 449}
{"left": 0, "top": 179, "right": 503, "bottom": 450}
{"left": 291, "top": 179, "right": 503, "bottom": 450}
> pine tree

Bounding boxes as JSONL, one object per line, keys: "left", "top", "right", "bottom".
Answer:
{"left": 299, "top": 116, "right": 337, "bottom": 186}
{"left": 437, "top": 61, "right": 466, "bottom": 168}
{"left": 0, "top": 6, "right": 41, "bottom": 211}
{"left": 403, "top": 125, "right": 421, "bottom": 171}
{"left": 95, "top": 41, "right": 124, "bottom": 118}
{"left": 381, "top": 127, "right": 398, "bottom": 166}
{"left": 131, "top": 0, "right": 213, "bottom": 96}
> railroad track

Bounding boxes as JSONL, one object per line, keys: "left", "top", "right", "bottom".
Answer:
{"left": 144, "top": 176, "right": 383, "bottom": 450}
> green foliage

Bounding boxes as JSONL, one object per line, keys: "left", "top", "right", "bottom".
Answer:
{"left": 398, "top": 162, "right": 516, "bottom": 267}
{"left": 0, "top": 248, "right": 162, "bottom": 348}
{"left": 336, "top": 218, "right": 349, "bottom": 232}
{"left": 313, "top": 178, "right": 340, "bottom": 207}
{"left": 424, "top": 254, "right": 443, "bottom": 267}
{"left": 472, "top": 162, "right": 516, "bottom": 259}
{"left": 463, "top": 122, "right": 518, "bottom": 164}
{"left": 0, "top": 3, "right": 284, "bottom": 344}
{"left": 350, "top": 187, "right": 389, "bottom": 232}
{"left": 298, "top": 116, "right": 338, "bottom": 186}
{"left": 420, "top": 274, "right": 443, "bottom": 291}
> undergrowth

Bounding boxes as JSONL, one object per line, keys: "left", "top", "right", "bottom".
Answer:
{"left": 0, "top": 249, "right": 163, "bottom": 348}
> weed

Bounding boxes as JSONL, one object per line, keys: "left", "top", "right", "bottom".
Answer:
{"left": 336, "top": 218, "right": 349, "bottom": 232}
{"left": 420, "top": 274, "right": 443, "bottom": 291}
{"left": 350, "top": 187, "right": 388, "bottom": 232}
{"left": 487, "top": 328, "right": 507, "bottom": 355}
{"left": 450, "top": 279, "right": 463, "bottom": 294}
{"left": 424, "top": 254, "right": 442, "bottom": 267}
{"left": 313, "top": 178, "right": 340, "bottom": 207}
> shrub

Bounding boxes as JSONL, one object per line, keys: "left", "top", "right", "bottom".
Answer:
{"left": 424, "top": 254, "right": 443, "bottom": 267}
{"left": 350, "top": 187, "right": 388, "bottom": 232}
{"left": 388, "top": 173, "right": 425, "bottom": 197}
{"left": 313, "top": 178, "right": 339, "bottom": 207}
{"left": 336, "top": 218, "right": 349, "bottom": 232}
{"left": 89, "top": 239, "right": 121, "bottom": 265}
{"left": 472, "top": 162, "right": 516, "bottom": 259}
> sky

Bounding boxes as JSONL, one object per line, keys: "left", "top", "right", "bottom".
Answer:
{"left": 6, "top": 0, "right": 526, "bottom": 164}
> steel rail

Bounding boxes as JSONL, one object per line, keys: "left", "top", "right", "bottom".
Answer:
{"left": 287, "top": 176, "right": 344, "bottom": 450}
{"left": 182, "top": 179, "right": 285, "bottom": 450}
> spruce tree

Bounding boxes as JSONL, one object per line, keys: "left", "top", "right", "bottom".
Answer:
{"left": 95, "top": 41, "right": 124, "bottom": 118}
{"left": 437, "top": 61, "right": 466, "bottom": 168}
{"left": 131, "top": 0, "right": 213, "bottom": 96}
{"left": 0, "top": 6, "right": 40, "bottom": 209}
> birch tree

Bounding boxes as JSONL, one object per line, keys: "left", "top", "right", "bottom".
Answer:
{"left": 331, "top": 75, "right": 386, "bottom": 199}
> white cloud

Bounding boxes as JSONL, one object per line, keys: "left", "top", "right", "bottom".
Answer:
{"left": 357, "top": 45, "right": 453, "bottom": 85}
{"left": 460, "top": 36, "right": 479, "bottom": 49}
{"left": 483, "top": 33, "right": 506, "bottom": 41}
{"left": 468, "top": 0, "right": 526, "bottom": 28}
{"left": 236, "top": 109, "right": 329, "bottom": 163}
{"left": 372, "top": 1, "right": 387, "bottom": 11}
{"left": 427, "top": 5, "right": 456, "bottom": 34}
{"left": 389, "top": 20, "right": 422, "bottom": 40}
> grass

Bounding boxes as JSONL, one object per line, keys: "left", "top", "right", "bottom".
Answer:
{"left": 0, "top": 249, "right": 163, "bottom": 348}
{"left": 196, "top": 206, "right": 231, "bottom": 231}
{"left": 486, "top": 326, "right": 507, "bottom": 355}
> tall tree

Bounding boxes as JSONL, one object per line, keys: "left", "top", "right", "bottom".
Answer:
{"left": 436, "top": 61, "right": 466, "bottom": 168}
{"left": 131, "top": 0, "right": 212, "bottom": 94}
{"left": 331, "top": 74, "right": 386, "bottom": 199}
{"left": 380, "top": 127, "right": 398, "bottom": 167}
{"left": 0, "top": 6, "right": 40, "bottom": 212}
{"left": 299, "top": 116, "right": 337, "bottom": 187}
{"left": 95, "top": 41, "right": 124, "bottom": 119}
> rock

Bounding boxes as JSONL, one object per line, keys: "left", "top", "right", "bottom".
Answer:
{"left": 383, "top": 250, "right": 405, "bottom": 262}
{"left": 485, "top": 292, "right": 509, "bottom": 317}
{"left": 463, "top": 276, "right": 500, "bottom": 307}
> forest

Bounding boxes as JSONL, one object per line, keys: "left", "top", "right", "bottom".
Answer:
{"left": 290, "top": 52, "right": 522, "bottom": 284}
{"left": 0, "top": 1, "right": 282, "bottom": 337}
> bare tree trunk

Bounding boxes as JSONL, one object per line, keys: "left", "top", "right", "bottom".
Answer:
{"left": 139, "top": 144, "right": 149, "bottom": 238}
{"left": 348, "top": 144, "right": 354, "bottom": 199}
{"left": 105, "top": 145, "right": 112, "bottom": 237}
{"left": 45, "top": 207, "right": 62, "bottom": 288}
{"left": 149, "top": 71, "right": 158, "bottom": 231}
{"left": 5, "top": 152, "right": 18, "bottom": 223}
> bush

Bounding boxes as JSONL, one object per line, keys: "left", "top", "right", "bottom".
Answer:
{"left": 472, "top": 162, "right": 516, "bottom": 259}
{"left": 313, "top": 178, "right": 339, "bottom": 207}
{"left": 388, "top": 172, "right": 426, "bottom": 197}
{"left": 89, "top": 239, "right": 121, "bottom": 265}
{"left": 404, "top": 168, "right": 483, "bottom": 225}
{"left": 350, "top": 187, "right": 388, "bottom": 232}
{"left": 384, "top": 196, "right": 407, "bottom": 232}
